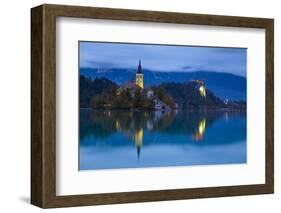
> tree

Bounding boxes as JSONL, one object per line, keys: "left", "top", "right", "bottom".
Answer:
{"left": 80, "top": 75, "right": 118, "bottom": 107}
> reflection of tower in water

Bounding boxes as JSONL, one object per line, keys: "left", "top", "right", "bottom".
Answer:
{"left": 192, "top": 118, "right": 206, "bottom": 141}
{"left": 132, "top": 128, "right": 143, "bottom": 159}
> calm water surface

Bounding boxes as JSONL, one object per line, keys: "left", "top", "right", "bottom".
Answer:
{"left": 79, "top": 109, "right": 246, "bottom": 170}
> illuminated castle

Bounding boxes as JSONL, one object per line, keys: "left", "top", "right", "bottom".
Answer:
{"left": 191, "top": 80, "right": 206, "bottom": 97}
{"left": 136, "top": 60, "right": 144, "bottom": 89}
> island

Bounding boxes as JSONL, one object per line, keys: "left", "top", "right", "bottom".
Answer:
{"left": 80, "top": 60, "right": 246, "bottom": 111}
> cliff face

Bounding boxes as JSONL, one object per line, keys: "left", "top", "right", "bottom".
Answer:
{"left": 159, "top": 81, "right": 224, "bottom": 109}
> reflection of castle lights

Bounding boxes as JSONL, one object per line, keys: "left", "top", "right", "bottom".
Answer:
{"left": 192, "top": 118, "right": 206, "bottom": 141}
{"left": 115, "top": 120, "right": 120, "bottom": 129}
{"left": 199, "top": 119, "right": 206, "bottom": 135}
{"left": 132, "top": 128, "right": 143, "bottom": 159}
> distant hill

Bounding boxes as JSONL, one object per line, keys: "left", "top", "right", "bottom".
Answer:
{"left": 80, "top": 68, "right": 246, "bottom": 101}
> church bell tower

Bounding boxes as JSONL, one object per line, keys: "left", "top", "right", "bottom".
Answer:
{"left": 136, "top": 60, "right": 144, "bottom": 89}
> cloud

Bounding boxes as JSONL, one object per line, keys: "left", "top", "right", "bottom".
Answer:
{"left": 79, "top": 41, "right": 247, "bottom": 76}
{"left": 85, "top": 60, "right": 123, "bottom": 69}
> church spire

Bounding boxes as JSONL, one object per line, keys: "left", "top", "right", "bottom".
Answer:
{"left": 137, "top": 59, "right": 142, "bottom": 74}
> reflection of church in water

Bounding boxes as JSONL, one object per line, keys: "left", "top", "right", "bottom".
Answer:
{"left": 125, "top": 60, "right": 208, "bottom": 158}
{"left": 132, "top": 128, "right": 143, "bottom": 159}
{"left": 130, "top": 60, "right": 144, "bottom": 159}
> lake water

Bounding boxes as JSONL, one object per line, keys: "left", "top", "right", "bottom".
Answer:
{"left": 79, "top": 109, "right": 246, "bottom": 170}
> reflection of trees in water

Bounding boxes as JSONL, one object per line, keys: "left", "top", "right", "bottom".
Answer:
{"left": 80, "top": 110, "right": 174, "bottom": 140}
{"left": 80, "top": 109, "right": 176, "bottom": 158}
{"left": 162, "top": 110, "right": 212, "bottom": 134}
{"left": 80, "top": 109, "right": 246, "bottom": 159}
{"left": 80, "top": 110, "right": 115, "bottom": 141}
{"left": 80, "top": 109, "right": 246, "bottom": 146}
{"left": 158, "top": 110, "right": 246, "bottom": 142}
{"left": 162, "top": 110, "right": 217, "bottom": 142}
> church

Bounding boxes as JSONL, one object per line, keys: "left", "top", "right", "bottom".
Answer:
{"left": 124, "top": 59, "right": 144, "bottom": 90}
{"left": 136, "top": 59, "right": 144, "bottom": 89}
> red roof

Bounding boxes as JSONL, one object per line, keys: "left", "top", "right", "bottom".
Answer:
{"left": 124, "top": 80, "right": 136, "bottom": 89}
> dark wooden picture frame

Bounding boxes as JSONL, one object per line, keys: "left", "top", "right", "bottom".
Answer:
{"left": 31, "top": 4, "right": 274, "bottom": 208}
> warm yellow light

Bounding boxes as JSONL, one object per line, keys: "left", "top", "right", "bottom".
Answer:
{"left": 132, "top": 128, "right": 143, "bottom": 159}
{"left": 198, "top": 118, "right": 206, "bottom": 136}
{"left": 192, "top": 118, "right": 206, "bottom": 142}
{"left": 199, "top": 85, "right": 206, "bottom": 97}
{"left": 136, "top": 73, "right": 144, "bottom": 89}
{"left": 115, "top": 120, "right": 119, "bottom": 129}
{"left": 133, "top": 128, "right": 143, "bottom": 147}
{"left": 116, "top": 88, "right": 121, "bottom": 96}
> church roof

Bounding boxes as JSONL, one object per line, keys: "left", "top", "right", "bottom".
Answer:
{"left": 124, "top": 80, "right": 136, "bottom": 89}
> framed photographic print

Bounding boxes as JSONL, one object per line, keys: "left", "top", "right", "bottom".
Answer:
{"left": 31, "top": 4, "right": 274, "bottom": 208}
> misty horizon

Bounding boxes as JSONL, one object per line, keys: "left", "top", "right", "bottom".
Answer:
{"left": 80, "top": 66, "right": 246, "bottom": 78}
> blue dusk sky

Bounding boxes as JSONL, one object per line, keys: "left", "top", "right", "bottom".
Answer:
{"left": 79, "top": 41, "right": 247, "bottom": 77}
